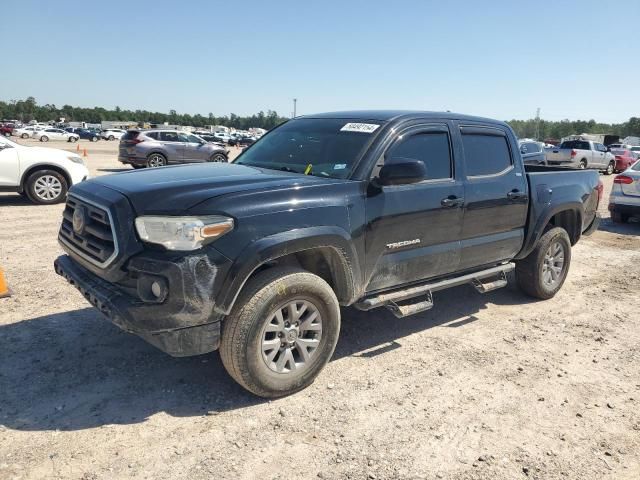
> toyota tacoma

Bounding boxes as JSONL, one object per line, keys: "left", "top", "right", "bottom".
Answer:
{"left": 54, "top": 111, "right": 602, "bottom": 397}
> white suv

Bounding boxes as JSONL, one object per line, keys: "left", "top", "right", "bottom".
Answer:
{"left": 101, "top": 129, "right": 126, "bottom": 141}
{"left": 0, "top": 136, "right": 89, "bottom": 204}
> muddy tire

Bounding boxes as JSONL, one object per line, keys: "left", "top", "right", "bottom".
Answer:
{"left": 516, "top": 227, "right": 571, "bottom": 300}
{"left": 220, "top": 267, "right": 340, "bottom": 398}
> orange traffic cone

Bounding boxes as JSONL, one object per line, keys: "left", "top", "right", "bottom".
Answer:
{"left": 76, "top": 143, "right": 80, "bottom": 152}
{"left": 83, "top": 148, "right": 88, "bottom": 158}
{"left": 0, "top": 267, "right": 11, "bottom": 298}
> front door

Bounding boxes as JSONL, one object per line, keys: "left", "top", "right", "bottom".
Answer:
{"left": 457, "top": 125, "right": 528, "bottom": 270}
{"left": 179, "top": 132, "right": 209, "bottom": 162}
{"left": 364, "top": 123, "right": 464, "bottom": 292}
{"left": 0, "top": 143, "right": 20, "bottom": 187}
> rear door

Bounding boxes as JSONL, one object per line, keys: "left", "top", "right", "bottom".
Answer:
{"left": 158, "top": 131, "right": 184, "bottom": 163}
{"left": 364, "top": 122, "right": 464, "bottom": 291}
{"left": 457, "top": 124, "right": 528, "bottom": 270}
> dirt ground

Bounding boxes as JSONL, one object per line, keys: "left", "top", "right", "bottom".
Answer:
{"left": 1, "top": 137, "right": 639, "bottom": 480}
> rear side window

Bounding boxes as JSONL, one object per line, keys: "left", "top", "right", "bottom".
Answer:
{"left": 462, "top": 133, "right": 512, "bottom": 176}
{"left": 521, "top": 142, "right": 541, "bottom": 153}
{"left": 387, "top": 132, "right": 452, "bottom": 180}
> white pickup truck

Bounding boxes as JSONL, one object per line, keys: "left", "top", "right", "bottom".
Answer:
{"left": 0, "top": 136, "right": 89, "bottom": 204}
{"left": 546, "top": 140, "right": 615, "bottom": 174}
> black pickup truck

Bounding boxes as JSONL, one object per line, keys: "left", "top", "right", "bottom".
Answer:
{"left": 54, "top": 111, "right": 602, "bottom": 397}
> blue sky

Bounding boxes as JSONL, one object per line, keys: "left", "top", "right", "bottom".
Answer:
{"left": 2, "top": 0, "right": 638, "bottom": 123}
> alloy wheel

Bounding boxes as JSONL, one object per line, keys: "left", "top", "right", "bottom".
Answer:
{"left": 542, "top": 241, "right": 565, "bottom": 288}
{"left": 260, "top": 300, "right": 323, "bottom": 374}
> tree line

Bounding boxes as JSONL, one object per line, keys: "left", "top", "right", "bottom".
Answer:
{"left": 2, "top": 97, "right": 638, "bottom": 139}
{"left": 507, "top": 117, "right": 640, "bottom": 141}
{"left": 0, "top": 97, "right": 288, "bottom": 130}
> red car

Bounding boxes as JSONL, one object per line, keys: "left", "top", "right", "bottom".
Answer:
{"left": 0, "top": 124, "right": 14, "bottom": 137}
{"left": 610, "top": 149, "right": 637, "bottom": 173}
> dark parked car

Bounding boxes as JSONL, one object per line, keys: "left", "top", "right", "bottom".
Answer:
{"left": 65, "top": 127, "right": 101, "bottom": 142}
{"left": 228, "top": 135, "right": 256, "bottom": 147}
{"left": 55, "top": 110, "right": 602, "bottom": 398}
{"left": 118, "top": 130, "right": 228, "bottom": 168}
{"left": 194, "top": 132, "right": 226, "bottom": 146}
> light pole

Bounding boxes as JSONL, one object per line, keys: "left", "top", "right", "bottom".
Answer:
{"left": 293, "top": 98, "right": 297, "bottom": 118}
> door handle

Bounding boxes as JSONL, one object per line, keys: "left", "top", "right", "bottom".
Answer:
{"left": 441, "top": 196, "right": 464, "bottom": 207}
{"left": 507, "top": 190, "right": 527, "bottom": 200}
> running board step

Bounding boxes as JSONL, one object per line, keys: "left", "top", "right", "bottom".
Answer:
{"left": 355, "top": 263, "right": 515, "bottom": 317}
{"left": 471, "top": 270, "right": 508, "bottom": 293}
{"left": 386, "top": 292, "right": 434, "bottom": 319}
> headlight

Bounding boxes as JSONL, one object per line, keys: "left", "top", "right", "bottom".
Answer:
{"left": 67, "top": 154, "right": 84, "bottom": 165}
{"left": 134, "top": 215, "right": 234, "bottom": 250}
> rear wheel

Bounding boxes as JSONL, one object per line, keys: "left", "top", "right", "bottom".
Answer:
{"left": 3, "top": 131, "right": 10, "bottom": 137}
{"left": 605, "top": 161, "right": 614, "bottom": 175}
{"left": 220, "top": 267, "right": 340, "bottom": 398}
{"left": 25, "top": 169, "right": 68, "bottom": 204}
{"left": 516, "top": 227, "right": 571, "bottom": 300}
{"left": 147, "top": 153, "right": 167, "bottom": 167}
{"left": 91, "top": 136, "right": 98, "bottom": 142}
{"left": 579, "top": 159, "right": 587, "bottom": 169}
{"left": 21, "top": 133, "right": 29, "bottom": 139}
{"left": 40, "top": 136, "right": 49, "bottom": 142}
{"left": 108, "top": 135, "right": 115, "bottom": 141}
{"left": 69, "top": 136, "right": 77, "bottom": 143}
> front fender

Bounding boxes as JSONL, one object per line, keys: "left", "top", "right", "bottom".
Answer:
{"left": 216, "top": 226, "right": 361, "bottom": 314}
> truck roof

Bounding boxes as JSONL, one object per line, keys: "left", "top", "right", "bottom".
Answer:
{"left": 301, "top": 110, "right": 506, "bottom": 126}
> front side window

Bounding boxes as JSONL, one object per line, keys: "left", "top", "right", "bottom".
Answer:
{"left": 178, "top": 133, "right": 203, "bottom": 143}
{"left": 462, "top": 133, "right": 512, "bottom": 177}
{"left": 386, "top": 132, "right": 452, "bottom": 180}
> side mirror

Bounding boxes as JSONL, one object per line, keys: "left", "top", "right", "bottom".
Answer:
{"left": 378, "top": 158, "right": 426, "bottom": 186}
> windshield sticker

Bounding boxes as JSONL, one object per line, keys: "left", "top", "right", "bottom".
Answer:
{"left": 334, "top": 164, "right": 347, "bottom": 170}
{"left": 340, "top": 123, "right": 380, "bottom": 133}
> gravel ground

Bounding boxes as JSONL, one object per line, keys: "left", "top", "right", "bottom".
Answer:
{"left": 1, "top": 137, "right": 639, "bottom": 480}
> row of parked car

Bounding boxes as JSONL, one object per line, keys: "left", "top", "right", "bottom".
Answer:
{"left": 518, "top": 138, "right": 640, "bottom": 174}
{"left": 0, "top": 123, "right": 127, "bottom": 143}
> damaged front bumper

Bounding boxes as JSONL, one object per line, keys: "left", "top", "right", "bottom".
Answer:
{"left": 54, "top": 250, "right": 230, "bottom": 357}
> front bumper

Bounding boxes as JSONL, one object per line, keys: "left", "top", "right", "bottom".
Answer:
{"left": 54, "top": 253, "right": 228, "bottom": 356}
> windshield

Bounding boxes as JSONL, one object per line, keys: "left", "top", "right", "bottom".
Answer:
{"left": 234, "top": 118, "right": 383, "bottom": 179}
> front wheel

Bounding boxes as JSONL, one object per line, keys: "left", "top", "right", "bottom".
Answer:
{"left": 69, "top": 136, "right": 77, "bottom": 143}
{"left": 40, "top": 136, "right": 49, "bottom": 142}
{"left": 91, "top": 136, "right": 98, "bottom": 142}
{"left": 605, "top": 161, "right": 614, "bottom": 175}
{"left": 21, "top": 133, "right": 29, "bottom": 139}
{"left": 25, "top": 169, "right": 68, "bottom": 204}
{"left": 108, "top": 135, "right": 115, "bottom": 141}
{"left": 220, "top": 267, "right": 341, "bottom": 398}
{"left": 3, "top": 131, "right": 10, "bottom": 137}
{"left": 209, "top": 153, "right": 227, "bottom": 163}
{"left": 516, "top": 227, "right": 571, "bottom": 300}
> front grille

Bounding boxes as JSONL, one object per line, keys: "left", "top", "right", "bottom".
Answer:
{"left": 59, "top": 195, "right": 118, "bottom": 267}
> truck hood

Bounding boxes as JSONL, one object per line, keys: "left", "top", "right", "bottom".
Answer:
{"left": 84, "top": 163, "right": 334, "bottom": 214}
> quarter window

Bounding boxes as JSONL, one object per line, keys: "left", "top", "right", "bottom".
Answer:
{"left": 462, "top": 133, "right": 512, "bottom": 176}
{"left": 386, "top": 132, "right": 452, "bottom": 180}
